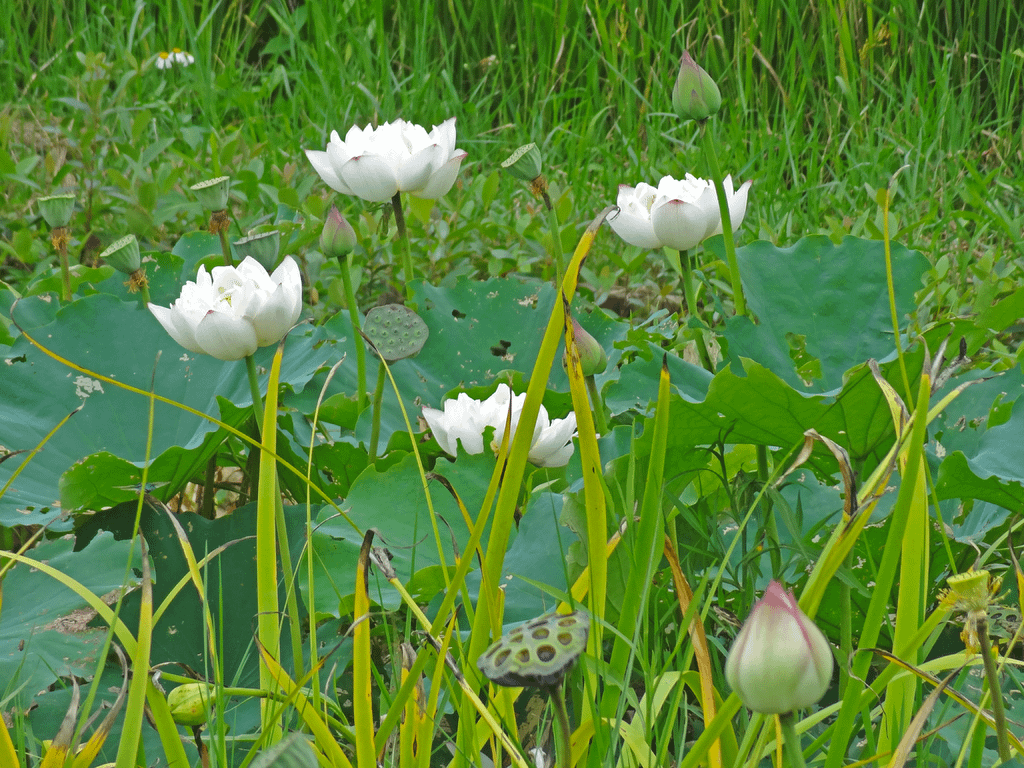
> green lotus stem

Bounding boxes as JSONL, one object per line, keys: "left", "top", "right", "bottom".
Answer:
{"left": 217, "top": 227, "right": 234, "bottom": 267}
{"left": 391, "top": 192, "right": 415, "bottom": 302}
{"left": 676, "top": 248, "right": 714, "bottom": 373}
{"left": 541, "top": 189, "right": 565, "bottom": 285}
{"left": 700, "top": 123, "right": 746, "bottom": 317}
{"left": 548, "top": 683, "right": 572, "bottom": 768}
{"left": 369, "top": 359, "right": 386, "bottom": 464}
{"left": 756, "top": 445, "right": 780, "bottom": 576}
{"left": 245, "top": 355, "right": 264, "bottom": 429}
{"left": 55, "top": 231, "right": 72, "bottom": 302}
{"left": 585, "top": 376, "right": 608, "bottom": 436}
{"left": 339, "top": 256, "right": 368, "bottom": 412}
{"left": 200, "top": 454, "right": 217, "bottom": 520}
{"left": 779, "top": 712, "right": 807, "bottom": 768}
{"left": 977, "top": 615, "right": 1011, "bottom": 762}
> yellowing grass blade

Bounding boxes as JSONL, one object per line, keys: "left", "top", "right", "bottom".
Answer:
{"left": 354, "top": 531, "right": 377, "bottom": 768}
{"left": 562, "top": 296, "right": 607, "bottom": 637}
{"left": 663, "top": 537, "right": 729, "bottom": 768}
{"left": 256, "top": 641, "right": 354, "bottom": 768}
{"left": 72, "top": 646, "right": 130, "bottom": 768}
{"left": 40, "top": 677, "right": 78, "bottom": 768}
{"left": 886, "top": 669, "right": 960, "bottom": 768}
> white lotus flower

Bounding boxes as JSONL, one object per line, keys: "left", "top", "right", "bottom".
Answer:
{"left": 305, "top": 117, "right": 468, "bottom": 203}
{"left": 422, "top": 384, "right": 577, "bottom": 468}
{"left": 609, "top": 174, "right": 751, "bottom": 251}
{"left": 148, "top": 256, "right": 302, "bottom": 361}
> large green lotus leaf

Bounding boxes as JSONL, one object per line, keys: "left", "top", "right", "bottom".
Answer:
{"left": 304, "top": 451, "right": 574, "bottom": 622}
{"left": 724, "top": 236, "right": 930, "bottom": 393}
{"left": 0, "top": 533, "right": 141, "bottom": 709}
{"left": 84, "top": 250, "right": 192, "bottom": 308}
{"left": 935, "top": 395, "right": 1024, "bottom": 510}
{"left": 305, "top": 451, "right": 496, "bottom": 616}
{"left": 287, "top": 278, "right": 631, "bottom": 448}
{"left": 57, "top": 398, "right": 250, "bottom": 514}
{"left": 0, "top": 293, "right": 326, "bottom": 527}
{"left": 930, "top": 365, "right": 1024, "bottom": 461}
{"left": 75, "top": 499, "right": 308, "bottom": 687}
{"left": 609, "top": 343, "right": 925, "bottom": 475}
{"left": 24, "top": 664, "right": 194, "bottom": 766}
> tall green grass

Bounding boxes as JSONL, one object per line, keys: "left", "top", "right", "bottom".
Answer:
{"left": 4, "top": 0, "right": 1021, "bottom": 270}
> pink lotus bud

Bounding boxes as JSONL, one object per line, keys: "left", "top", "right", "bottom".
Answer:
{"left": 725, "top": 581, "right": 833, "bottom": 713}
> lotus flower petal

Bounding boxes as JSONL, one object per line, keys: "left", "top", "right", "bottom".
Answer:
{"left": 307, "top": 118, "right": 466, "bottom": 203}
{"left": 423, "top": 384, "right": 576, "bottom": 467}
{"left": 149, "top": 256, "right": 303, "bottom": 361}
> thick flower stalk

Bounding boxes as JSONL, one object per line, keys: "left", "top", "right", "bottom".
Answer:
{"left": 609, "top": 174, "right": 750, "bottom": 252}
{"left": 148, "top": 256, "right": 302, "bottom": 361}
{"left": 305, "top": 117, "right": 467, "bottom": 203}
{"left": 726, "top": 581, "right": 833, "bottom": 715}
{"left": 423, "top": 384, "right": 577, "bottom": 468}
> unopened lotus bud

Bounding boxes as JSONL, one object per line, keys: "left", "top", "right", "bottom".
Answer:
{"left": 99, "top": 235, "right": 141, "bottom": 275}
{"left": 671, "top": 51, "right": 722, "bottom": 122}
{"left": 190, "top": 176, "right": 231, "bottom": 212}
{"left": 725, "top": 581, "right": 833, "bottom": 714}
{"left": 38, "top": 194, "right": 76, "bottom": 228}
{"left": 564, "top": 317, "right": 607, "bottom": 376}
{"left": 320, "top": 205, "right": 357, "bottom": 260}
{"left": 234, "top": 229, "right": 281, "bottom": 271}
{"left": 167, "top": 682, "right": 214, "bottom": 727}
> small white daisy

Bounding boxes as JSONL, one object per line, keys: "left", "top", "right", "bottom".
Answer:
{"left": 171, "top": 48, "right": 195, "bottom": 66}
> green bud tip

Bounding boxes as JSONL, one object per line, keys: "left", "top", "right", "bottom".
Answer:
{"left": 564, "top": 316, "right": 608, "bottom": 377}
{"left": 672, "top": 51, "right": 722, "bottom": 122}
{"left": 320, "top": 205, "right": 357, "bottom": 259}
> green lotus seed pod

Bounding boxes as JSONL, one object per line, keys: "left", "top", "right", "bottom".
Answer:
{"left": 191, "top": 176, "right": 231, "bottom": 211}
{"left": 477, "top": 610, "right": 589, "bottom": 688}
{"left": 167, "top": 682, "right": 214, "bottom": 727}
{"left": 364, "top": 304, "right": 429, "bottom": 362}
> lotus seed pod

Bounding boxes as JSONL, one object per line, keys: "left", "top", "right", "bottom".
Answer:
{"left": 364, "top": 304, "right": 428, "bottom": 362}
{"left": 167, "top": 682, "right": 214, "bottom": 727}
{"left": 477, "top": 610, "right": 589, "bottom": 688}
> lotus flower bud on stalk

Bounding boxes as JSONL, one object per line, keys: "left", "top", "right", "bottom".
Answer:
{"left": 320, "top": 205, "right": 357, "bottom": 259}
{"left": 167, "top": 682, "right": 214, "bottom": 727}
{"left": 564, "top": 317, "right": 608, "bottom": 377}
{"left": 321, "top": 205, "right": 367, "bottom": 411}
{"left": 725, "top": 580, "right": 833, "bottom": 714}
{"left": 672, "top": 51, "right": 722, "bottom": 123}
